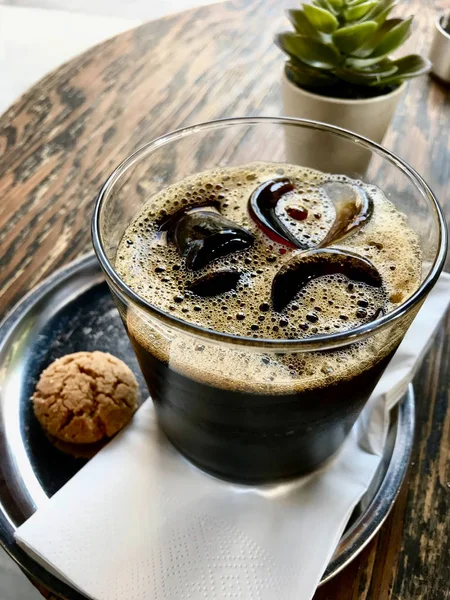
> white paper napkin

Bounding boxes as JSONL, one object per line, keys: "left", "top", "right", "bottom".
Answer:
{"left": 16, "top": 274, "right": 450, "bottom": 600}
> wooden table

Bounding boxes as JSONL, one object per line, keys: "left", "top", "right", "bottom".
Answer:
{"left": 0, "top": 1, "right": 448, "bottom": 598}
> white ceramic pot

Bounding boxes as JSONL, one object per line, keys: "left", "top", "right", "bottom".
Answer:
{"left": 282, "top": 73, "right": 405, "bottom": 175}
{"left": 429, "top": 13, "right": 450, "bottom": 83}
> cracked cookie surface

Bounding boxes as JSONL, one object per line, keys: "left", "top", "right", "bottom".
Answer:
{"left": 32, "top": 351, "right": 139, "bottom": 444}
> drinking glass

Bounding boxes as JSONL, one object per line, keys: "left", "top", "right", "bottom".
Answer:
{"left": 92, "top": 117, "right": 447, "bottom": 483}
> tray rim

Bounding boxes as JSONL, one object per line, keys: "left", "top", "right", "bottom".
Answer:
{"left": 0, "top": 252, "right": 414, "bottom": 598}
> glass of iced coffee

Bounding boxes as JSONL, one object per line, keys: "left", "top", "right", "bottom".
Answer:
{"left": 92, "top": 118, "right": 446, "bottom": 483}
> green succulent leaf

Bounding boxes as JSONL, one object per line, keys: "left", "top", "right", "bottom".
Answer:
{"left": 392, "top": 54, "right": 431, "bottom": 76}
{"left": 344, "top": 1, "right": 378, "bottom": 21}
{"left": 371, "top": 4, "right": 396, "bottom": 25}
{"left": 345, "top": 55, "right": 387, "bottom": 68}
{"left": 364, "top": 0, "right": 396, "bottom": 22}
{"left": 276, "top": 33, "right": 340, "bottom": 69}
{"left": 346, "top": 0, "right": 372, "bottom": 6}
{"left": 345, "top": 18, "right": 412, "bottom": 67}
{"left": 285, "top": 61, "right": 336, "bottom": 88}
{"left": 324, "top": 0, "right": 344, "bottom": 9}
{"left": 287, "top": 9, "right": 323, "bottom": 39}
{"left": 332, "top": 21, "right": 378, "bottom": 54}
{"left": 370, "top": 16, "right": 412, "bottom": 57}
{"left": 303, "top": 4, "right": 339, "bottom": 33}
{"left": 314, "top": 0, "right": 339, "bottom": 15}
{"left": 371, "top": 54, "right": 432, "bottom": 85}
{"left": 351, "top": 18, "right": 403, "bottom": 57}
{"left": 336, "top": 59, "right": 398, "bottom": 85}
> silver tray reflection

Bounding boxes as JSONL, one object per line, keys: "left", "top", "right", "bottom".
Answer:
{"left": 0, "top": 253, "right": 414, "bottom": 599}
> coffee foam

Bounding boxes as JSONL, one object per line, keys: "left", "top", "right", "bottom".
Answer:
{"left": 126, "top": 305, "right": 414, "bottom": 394}
{"left": 117, "top": 162, "right": 421, "bottom": 392}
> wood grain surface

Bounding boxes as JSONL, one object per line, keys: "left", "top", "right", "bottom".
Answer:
{"left": 0, "top": 0, "right": 448, "bottom": 599}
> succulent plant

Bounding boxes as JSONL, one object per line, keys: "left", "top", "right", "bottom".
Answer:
{"left": 276, "top": 0, "right": 431, "bottom": 97}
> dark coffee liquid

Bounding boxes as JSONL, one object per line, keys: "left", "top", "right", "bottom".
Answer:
{"left": 116, "top": 162, "right": 421, "bottom": 481}
{"left": 129, "top": 333, "right": 395, "bottom": 481}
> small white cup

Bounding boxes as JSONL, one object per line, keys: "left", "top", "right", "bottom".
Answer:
{"left": 429, "top": 13, "right": 450, "bottom": 83}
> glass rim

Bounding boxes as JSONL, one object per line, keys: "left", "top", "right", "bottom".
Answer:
{"left": 92, "top": 116, "right": 447, "bottom": 350}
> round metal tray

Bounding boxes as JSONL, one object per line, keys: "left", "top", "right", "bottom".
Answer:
{"left": 0, "top": 253, "right": 414, "bottom": 599}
